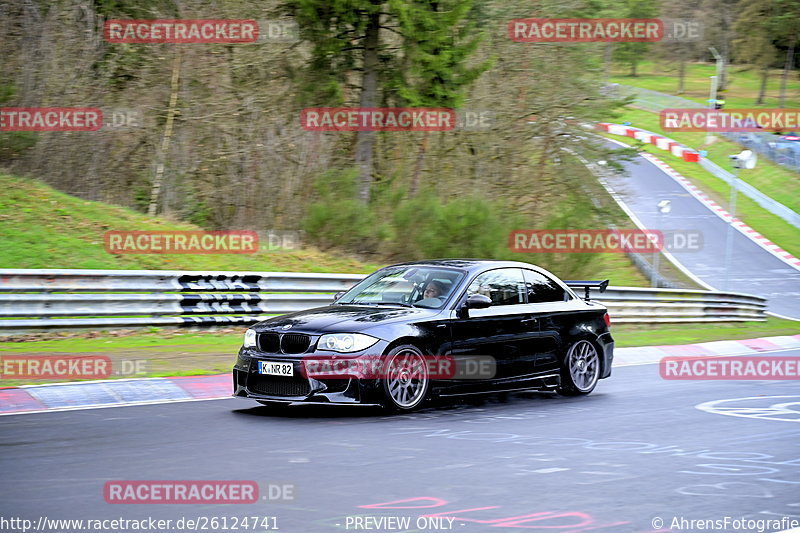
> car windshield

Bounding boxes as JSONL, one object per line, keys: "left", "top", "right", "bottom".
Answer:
{"left": 337, "top": 266, "right": 464, "bottom": 309}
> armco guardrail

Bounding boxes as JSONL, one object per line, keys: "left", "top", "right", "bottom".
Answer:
{"left": 0, "top": 269, "right": 767, "bottom": 333}
{"left": 0, "top": 269, "right": 363, "bottom": 332}
{"left": 0, "top": 269, "right": 364, "bottom": 293}
{"left": 593, "top": 286, "right": 767, "bottom": 323}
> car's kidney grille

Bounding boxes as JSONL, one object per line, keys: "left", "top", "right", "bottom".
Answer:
{"left": 258, "top": 333, "right": 280, "bottom": 353}
{"left": 281, "top": 333, "right": 311, "bottom": 354}
{"left": 248, "top": 375, "right": 310, "bottom": 397}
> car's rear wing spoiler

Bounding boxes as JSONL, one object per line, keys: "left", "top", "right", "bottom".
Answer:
{"left": 564, "top": 280, "right": 609, "bottom": 301}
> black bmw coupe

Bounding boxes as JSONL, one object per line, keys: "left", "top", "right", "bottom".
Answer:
{"left": 233, "top": 260, "right": 614, "bottom": 411}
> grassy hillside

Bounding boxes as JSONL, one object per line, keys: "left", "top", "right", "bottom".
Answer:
{"left": 0, "top": 173, "right": 656, "bottom": 285}
{"left": 0, "top": 174, "right": 379, "bottom": 273}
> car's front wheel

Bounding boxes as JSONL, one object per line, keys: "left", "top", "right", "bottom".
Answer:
{"left": 381, "top": 344, "right": 430, "bottom": 412}
{"left": 557, "top": 339, "right": 600, "bottom": 396}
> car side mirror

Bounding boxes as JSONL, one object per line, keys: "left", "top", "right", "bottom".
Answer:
{"left": 333, "top": 291, "right": 346, "bottom": 302}
{"left": 465, "top": 293, "right": 492, "bottom": 309}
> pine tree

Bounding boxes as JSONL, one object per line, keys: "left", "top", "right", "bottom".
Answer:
{"left": 389, "top": 0, "right": 490, "bottom": 196}
{"left": 286, "top": 0, "right": 487, "bottom": 202}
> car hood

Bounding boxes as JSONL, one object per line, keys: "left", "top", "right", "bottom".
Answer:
{"left": 253, "top": 304, "right": 442, "bottom": 336}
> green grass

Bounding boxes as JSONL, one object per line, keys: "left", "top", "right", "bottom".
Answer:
{"left": 0, "top": 329, "right": 242, "bottom": 354}
{"left": 610, "top": 61, "right": 800, "bottom": 109}
{"left": 600, "top": 131, "right": 800, "bottom": 259}
{"left": 584, "top": 252, "right": 649, "bottom": 286}
{"left": 0, "top": 328, "right": 243, "bottom": 387}
{"left": 613, "top": 317, "right": 799, "bottom": 347}
{"left": 0, "top": 174, "right": 380, "bottom": 272}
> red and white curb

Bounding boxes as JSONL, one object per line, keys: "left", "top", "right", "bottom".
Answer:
{"left": 2, "top": 335, "right": 799, "bottom": 415}
{"left": 597, "top": 122, "right": 700, "bottom": 163}
{"left": 615, "top": 334, "right": 800, "bottom": 366}
{"left": 640, "top": 152, "right": 800, "bottom": 271}
{"left": 0, "top": 373, "right": 231, "bottom": 416}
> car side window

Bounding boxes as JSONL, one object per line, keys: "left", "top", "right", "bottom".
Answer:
{"left": 523, "top": 269, "right": 567, "bottom": 303}
{"left": 467, "top": 268, "right": 526, "bottom": 306}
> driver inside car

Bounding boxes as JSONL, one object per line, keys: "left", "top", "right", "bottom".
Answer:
{"left": 421, "top": 280, "right": 447, "bottom": 301}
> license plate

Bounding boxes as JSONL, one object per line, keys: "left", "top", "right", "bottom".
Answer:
{"left": 258, "top": 361, "right": 294, "bottom": 377}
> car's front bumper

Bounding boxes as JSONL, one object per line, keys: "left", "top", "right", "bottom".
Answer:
{"left": 232, "top": 341, "right": 391, "bottom": 405}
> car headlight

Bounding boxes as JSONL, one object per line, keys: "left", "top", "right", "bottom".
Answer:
{"left": 318, "top": 333, "right": 379, "bottom": 353}
{"left": 243, "top": 329, "right": 257, "bottom": 348}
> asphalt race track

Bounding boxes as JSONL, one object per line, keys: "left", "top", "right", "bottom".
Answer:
{"left": 2, "top": 350, "right": 799, "bottom": 533}
{"left": 603, "top": 143, "right": 800, "bottom": 320}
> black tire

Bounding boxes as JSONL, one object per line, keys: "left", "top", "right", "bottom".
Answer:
{"left": 381, "top": 344, "right": 430, "bottom": 412}
{"left": 557, "top": 339, "right": 601, "bottom": 396}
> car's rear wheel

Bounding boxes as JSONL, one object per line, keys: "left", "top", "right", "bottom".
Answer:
{"left": 558, "top": 339, "right": 600, "bottom": 396}
{"left": 381, "top": 344, "right": 430, "bottom": 412}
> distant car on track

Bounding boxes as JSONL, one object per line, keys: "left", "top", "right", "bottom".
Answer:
{"left": 233, "top": 260, "right": 614, "bottom": 411}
